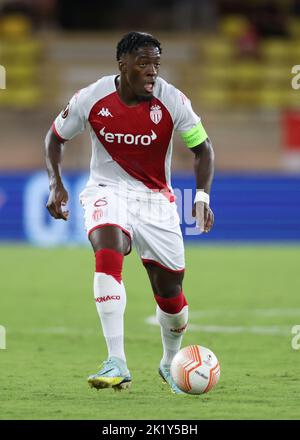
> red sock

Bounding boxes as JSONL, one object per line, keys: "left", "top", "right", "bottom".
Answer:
{"left": 95, "top": 248, "right": 123, "bottom": 284}
{"left": 154, "top": 290, "right": 188, "bottom": 314}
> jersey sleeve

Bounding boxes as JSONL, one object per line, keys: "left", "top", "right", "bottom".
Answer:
{"left": 52, "top": 90, "right": 86, "bottom": 142}
{"left": 173, "top": 88, "right": 208, "bottom": 148}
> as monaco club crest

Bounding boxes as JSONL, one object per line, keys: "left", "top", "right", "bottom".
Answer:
{"left": 150, "top": 105, "right": 162, "bottom": 124}
{"left": 92, "top": 208, "right": 103, "bottom": 222}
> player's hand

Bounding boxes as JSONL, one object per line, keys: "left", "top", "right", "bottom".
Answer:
{"left": 192, "top": 201, "right": 214, "bottom": 233}
{"left": 46, "top": 182, "right": 69, "bottom": 221}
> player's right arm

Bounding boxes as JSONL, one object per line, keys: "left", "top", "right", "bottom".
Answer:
{"left": 45, "top": 91, "right": 86, "bottom": 221}
{"left": 45, "top": 128, "right": 69, "bottom": 220}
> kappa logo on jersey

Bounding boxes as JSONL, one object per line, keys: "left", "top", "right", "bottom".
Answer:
{"left": 97, "top": 107, "right": 113, "bottom": 117}
{"left": 99, "top": 127, "right": 157, "bottom": 146}
{"left": 150, "top": 105, "right": 162, "bottom": 124}
{"left": 95, "top": 295, "right": 121, "bottom": 303}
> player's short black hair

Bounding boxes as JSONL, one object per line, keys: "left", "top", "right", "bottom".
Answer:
{"left": 116, "top": 31, "right": 162, "bottom": 61}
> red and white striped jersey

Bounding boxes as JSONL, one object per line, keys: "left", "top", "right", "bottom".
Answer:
{"left": 53, "top": 75, "right": 202, "bottom": 198}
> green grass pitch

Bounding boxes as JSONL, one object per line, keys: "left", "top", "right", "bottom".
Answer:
{"left": 0, "top": 245, "right": 299, "bottom": 420}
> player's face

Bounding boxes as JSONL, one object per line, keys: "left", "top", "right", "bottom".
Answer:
{"left": 121, "top": 46, "right": 161, "bottom": 100}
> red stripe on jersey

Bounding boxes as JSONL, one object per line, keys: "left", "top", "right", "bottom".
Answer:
{"left": 88, "top": 92, "right": 174, "bottom": 197}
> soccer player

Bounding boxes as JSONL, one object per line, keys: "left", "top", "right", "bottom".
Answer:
{"left": 45, "top": 32, "right": 214, "bottom": 394}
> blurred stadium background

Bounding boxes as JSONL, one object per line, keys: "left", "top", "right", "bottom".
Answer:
{"left": 1, "top": 0, "right": 300, "bottom": 244}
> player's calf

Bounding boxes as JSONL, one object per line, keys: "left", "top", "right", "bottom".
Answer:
{"left": 155, "top": 290, "right": 188, "bottom": 367}
{"left": 93, "top": 248, "right": 127, "bottom": 365}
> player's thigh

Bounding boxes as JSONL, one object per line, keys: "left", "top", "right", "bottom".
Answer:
{"left": 134, "top": 218, "right": 185, "bottom": 273}
{"left": 134, "top": 204, "right": 185, "bottom": 296}
{"left": 144, "top": 262, "right": 184, "bottom": 298}
{"left": 89, "top": 225, "right": 131, "bottom": 254}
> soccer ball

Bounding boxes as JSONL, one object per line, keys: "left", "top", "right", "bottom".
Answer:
{"left": 170, "top": 345, "right": 220, "bottom": 395}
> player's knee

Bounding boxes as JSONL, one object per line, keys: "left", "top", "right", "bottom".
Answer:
{"left": 154, "top": 283, "right": 182, "bottom": 298}
{"left": 89, "top": 226, "right": 129, "bottom": 255}
{"left": 95, "top": 248, "right": 124, "bottom": 283}
{"left": 146, "top": 264, "right": 184, "bottom": 298}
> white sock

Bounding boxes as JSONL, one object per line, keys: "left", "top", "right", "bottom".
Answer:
{"left": 156, "top": 305, "right": 188, "bottom": 368}
{"left": 94, "top": 272, "right": 127, "bottom": 363}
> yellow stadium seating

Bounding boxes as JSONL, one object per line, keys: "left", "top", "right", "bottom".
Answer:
{"left": 261, "top": 39, "right": 291, "bottom": 63}
{"left": 199, "top": 38, "right": 235, "bottom": 62}
{"left": 220, "top": 15, "right": 250, "bottom": 39}
{"left": 197, "top": 87, "right": 231, "bottom": 108}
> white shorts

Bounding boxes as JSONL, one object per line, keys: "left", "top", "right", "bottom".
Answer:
{"left": 79, "top": 185, "right": 185, "bottom": 272}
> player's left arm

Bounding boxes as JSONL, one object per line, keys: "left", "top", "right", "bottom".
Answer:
{"left": 190, "top": 137, "right": 215, "bottom": 233}
{"left": 172, "top": 86, "right": 215, "bottom": 232}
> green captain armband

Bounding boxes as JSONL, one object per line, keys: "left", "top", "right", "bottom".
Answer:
{"left": 180, "top": 122, "right": 208, "bottom": 148}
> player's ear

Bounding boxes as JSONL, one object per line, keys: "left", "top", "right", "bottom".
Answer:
{"left": 118, "top": 61, "right": 123, "bottom": 72}
{"left": 119, "top": 62, "right": 127, "bottom": 73}
{"left": 118, "top": 56, "right": 127, "bottom": 73}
